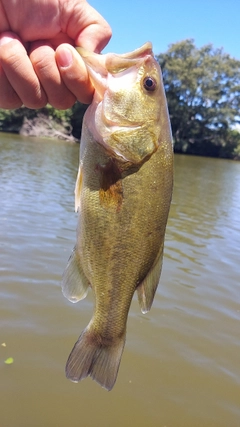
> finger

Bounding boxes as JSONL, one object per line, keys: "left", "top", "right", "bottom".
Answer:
{"left": 0, "top": 64, "right": 22, "bottom": 109}
{"left": 61, "top": 2, "right": 112, "bottom": 53}
{"left": 55, "top": 44, "right": 93, "bottom": 104}
{"left": 30, "top": 42, "right": 76, "bottom": 109}
{"left": 0, "top": 33, "right": 22, "bottom": 108}
{"left": 75, "top": 17, "right": 112, "bottom": 54}
{"left": 0, "top": 33, "right": 47, "bottom": 109}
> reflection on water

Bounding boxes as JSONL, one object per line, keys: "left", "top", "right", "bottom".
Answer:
{"left": 0, "top": 133, "right": 240, "bottom": 427}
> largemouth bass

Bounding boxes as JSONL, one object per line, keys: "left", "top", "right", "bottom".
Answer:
{"left": 62, "top": 42, "right": 173, "bottom": 391}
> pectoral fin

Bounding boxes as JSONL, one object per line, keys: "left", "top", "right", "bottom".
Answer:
{"left": 74, "top": 165, "right": 83, "bottom": 213}
{"left": 61, "top": 246, "right": 90, "bottom": 303}
{"left": 137, "top": 244, "right": 164, "bottom": 314}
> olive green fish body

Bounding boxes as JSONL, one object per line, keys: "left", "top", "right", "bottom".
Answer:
{"left": 62, "top": 43, "right": 173, "bottom": 390}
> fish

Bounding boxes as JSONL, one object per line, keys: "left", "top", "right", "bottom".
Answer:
{"left": 61, "top": 42, "right": 173, "bottom": 391}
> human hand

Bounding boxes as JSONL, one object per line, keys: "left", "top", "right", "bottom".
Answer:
{"left": 0, "top": 0, "right": 112, "bottom": 109}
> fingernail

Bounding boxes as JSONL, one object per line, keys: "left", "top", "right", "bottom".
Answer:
{"left": 57, "top": 47, "right": 73, "bottom": 68}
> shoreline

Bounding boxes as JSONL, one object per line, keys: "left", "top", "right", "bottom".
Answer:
{"left": 18, "top": 112, "right": 78, "bottom": 142}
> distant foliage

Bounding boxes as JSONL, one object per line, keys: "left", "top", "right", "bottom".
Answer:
{"left": 157, "top": 39, "right": 240, "bottom": 159}
{"left": 69, "top": 102, "right": 88, "bottom": 139}
{"left": 0, "top": 108, "right": 26, "bottom": 133}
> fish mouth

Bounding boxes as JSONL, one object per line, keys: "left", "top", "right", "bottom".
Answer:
{"left": 76, "top": 42, "right": 153, "bottom": 99}
{"left": 76, "top": 43, "right": 157, "bottom": 163}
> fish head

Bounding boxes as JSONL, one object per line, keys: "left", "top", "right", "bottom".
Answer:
{"left": 77, "top": 43, "right": 169, "bottom": 165}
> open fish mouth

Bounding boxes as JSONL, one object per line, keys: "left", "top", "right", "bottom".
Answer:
{"left": 76, "top": 42, "right": 161, "bottom": 164}
{"left": 76, "top": 42, "right": 153, "bottom": 99}
{"left": 76, "top": 42, "right": 153, "bottom": 71}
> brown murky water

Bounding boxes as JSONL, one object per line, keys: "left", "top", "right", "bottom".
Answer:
{"left": 0, "top": 133, "right": 240, "bottom": 427}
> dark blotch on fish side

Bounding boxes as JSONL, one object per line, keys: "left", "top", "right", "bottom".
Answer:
{"left": 96, "top": 159, "right": 124, "bottom": 211}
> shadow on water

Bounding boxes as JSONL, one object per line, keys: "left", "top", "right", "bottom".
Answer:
{"left": 0, "top": 134, "right": 240, "bottom": 427}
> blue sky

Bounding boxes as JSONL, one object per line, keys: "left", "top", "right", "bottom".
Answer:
{"left": 89, "top": 0, "right": 239, "bottom": 59}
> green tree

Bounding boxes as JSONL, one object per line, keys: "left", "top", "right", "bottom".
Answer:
{"left": 70, "top": 102, "right": 88, "bottom": 139}
{"left": 0, "top": 108, "right": 26, "bottom": 133}
{"left": 157, "top": 39, "right": 240, "bottom": 158}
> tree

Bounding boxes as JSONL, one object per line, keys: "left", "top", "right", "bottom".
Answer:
{"left": 157, "top": 39, "right": 240, "bottom": 158}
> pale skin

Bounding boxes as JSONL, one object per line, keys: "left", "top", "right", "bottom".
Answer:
{"left": 0, "top": 0, "right": 112, "bottom": 109}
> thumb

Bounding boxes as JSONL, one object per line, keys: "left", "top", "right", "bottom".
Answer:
{"left": 55, "top": 43, "right": 94, "bottom": 104}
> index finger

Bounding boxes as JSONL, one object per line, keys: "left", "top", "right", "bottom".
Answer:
{"left": 61, "top": 2, "right": 112, "bottom": 53}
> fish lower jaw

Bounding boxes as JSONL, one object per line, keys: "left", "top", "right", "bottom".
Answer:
{"left": 106, "top": 123, "right": 142, "bottom": 133}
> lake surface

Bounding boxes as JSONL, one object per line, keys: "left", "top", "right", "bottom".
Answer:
{"left": 0, "top": 133, "right": 240, "bottom": 427}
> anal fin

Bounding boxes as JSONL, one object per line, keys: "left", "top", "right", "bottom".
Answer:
{"left": 137, "top": 244, "right": 164, "bottom": 314}
{"left": 61, "top": 246, "right": 90, "bottom": 303}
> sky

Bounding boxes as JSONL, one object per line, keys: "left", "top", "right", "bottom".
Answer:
{"left": 89, "top": 0, "right": 239, "bottom": 59}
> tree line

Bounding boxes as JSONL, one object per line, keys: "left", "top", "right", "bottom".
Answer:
{"left": 0, "top": 39, "right": 240, "bottom": 159}
{"left": 157, "top": 39, "right": 240, "bottom": 159}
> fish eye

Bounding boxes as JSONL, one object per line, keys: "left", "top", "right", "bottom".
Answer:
{"left": 143, "top": 76, "right": 157, "bottom": 92}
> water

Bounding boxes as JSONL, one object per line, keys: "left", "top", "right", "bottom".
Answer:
{"left": 0, "top": 133, "right": 240, "bottom": 427}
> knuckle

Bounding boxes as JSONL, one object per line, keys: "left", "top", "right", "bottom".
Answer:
{"left": 31, "top": 55, "right": 49, "bottom": 75}
{"left": 29, "top": 46, "right": 54, "bottom": 77}
{"left": 18, "top": 82, "right": 47, "bottom": 109}
{"left": 19, "top": 83, "right": 47, "bottom": 109}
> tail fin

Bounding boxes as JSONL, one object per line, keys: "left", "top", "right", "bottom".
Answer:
{"left": 65, "top": 327, "right": 126, "bottom": 391}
